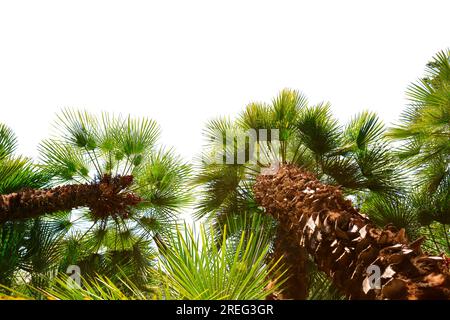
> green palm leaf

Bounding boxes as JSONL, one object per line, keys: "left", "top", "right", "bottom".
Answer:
{"left": 158, "top": 223, "right": 285, "bottom": 300}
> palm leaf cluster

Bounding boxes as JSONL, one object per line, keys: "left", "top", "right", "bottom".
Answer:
{"left": 158, "top": 219, "right": 284, "bottom": 300}
{"left": 1, "top": 219, "right": 282, "bottom": 300}
{"left": 385, "top": 49, "right": 450, "bottom": 253}
{"left": 0, "top": 124, "right": 52, "bottom": 287}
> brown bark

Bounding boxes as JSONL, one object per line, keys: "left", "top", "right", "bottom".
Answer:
{"left": 0, "top": 175, "right": 141, "bottom": 224}
{"left": 268, "top": 226, "right": 309, "bottom": 300}
{"left": 254, "top": 165, "right": 450, "bottom": 300}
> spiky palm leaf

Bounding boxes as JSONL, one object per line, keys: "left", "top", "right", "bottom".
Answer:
{"left": 158, "top": 223, "right": 285, "bottom": 300}
{"left": 388, "top": 49, "right": 449, "bottom": 193}
{"left": 0, "top": 273, "right": 156, "bottom": 300}
{"left": 387, "top": 50, "right": 450, "bottom": 252}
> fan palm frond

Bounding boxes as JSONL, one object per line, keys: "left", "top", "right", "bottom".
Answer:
{"left": 158, "top": 223, "right": 285, "bottom": 300}
{"left": 0, "top": 123, "right": 18, "bottom": 160}
{"left": 296, "top": 103, "right": 340, "bottom": 158}
{"left": 343, "top": 111, "right": 385, "bottom": 151}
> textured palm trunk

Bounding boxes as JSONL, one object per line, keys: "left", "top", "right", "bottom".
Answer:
{"left": 267, "top": 227, "right": 309, "bottom": 300}
{"left": 255, "top": 165, "right": 450, "bottom": 300}
{"left": 0, "top": 175, "right": 140, "bottom": 224}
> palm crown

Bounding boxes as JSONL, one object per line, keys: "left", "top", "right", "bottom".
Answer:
{"left": 196, "top": 89, "right": 402, "bottom": 225}
{"left": 0, "top": 109, "right": 192, "bottom": 289}
{"left": 195, "top": 89, "right": 403, "bottom": 299}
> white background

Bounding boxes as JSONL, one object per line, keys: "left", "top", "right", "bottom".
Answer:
{"left": 0, "top": 0, "right": 449, "bottom": 162}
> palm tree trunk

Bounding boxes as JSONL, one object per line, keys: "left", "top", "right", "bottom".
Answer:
{"left": 255, "top": 165, "right": 450, "bottom": 300}
{"left": 268, "top": 226, "right": 309, "bottom": 300}
{"left": 0, "top": 175, "right": 140, "bottom": 224}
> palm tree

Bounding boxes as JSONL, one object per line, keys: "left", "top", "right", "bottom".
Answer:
{"left": 0, "top": 110, "right": 192, "bottom": 290}
{"left": 249, "top": 51, "right": 450, "bottom": 299}
{"left": 387, "top": 49, "right": 450, "bottom": 254}
{"left": 195, "top": 90, "right": 402, "bottom": 299}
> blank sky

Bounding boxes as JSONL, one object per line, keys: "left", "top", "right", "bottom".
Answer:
{"left": 0, "top": 0, "right": 449, "bottom": 162}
